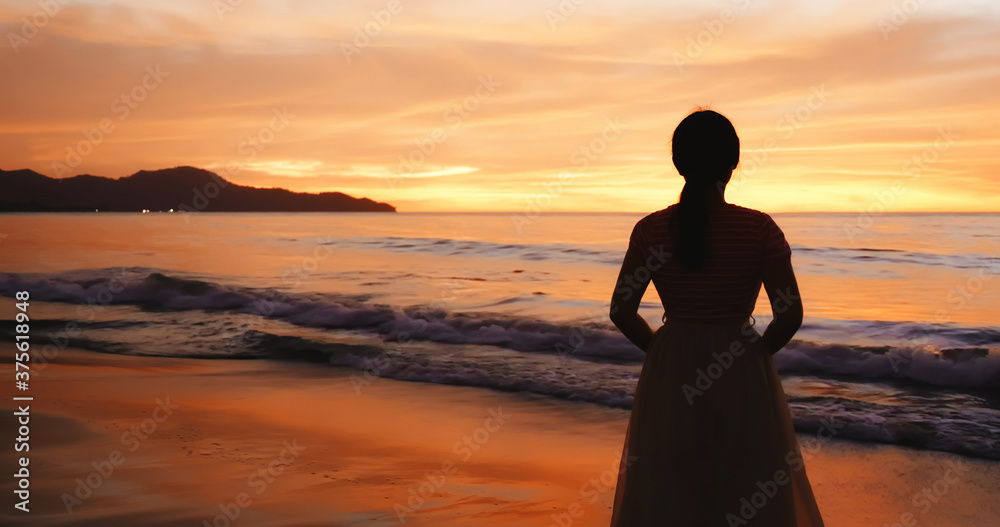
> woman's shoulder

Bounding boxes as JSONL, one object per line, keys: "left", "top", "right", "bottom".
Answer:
{"left": 634, "top": 202, "right": 769, "bottom": 230}
{"left": 630, "top": 205, "right": 676, "bottom": 245}
{"left": 720, "top": 203, "right": 779, "bottom": 225}
{"left": 641, "top": 204, "right": 678, "bottom": 223}
{"left": 722, "top": 202, "right": 764, "bottom": 216}
{"left": 723, "top": 204, "right": 791, "bottom": 255}
{"left": 639, "top": 203, "right": 772, "bottom": 219}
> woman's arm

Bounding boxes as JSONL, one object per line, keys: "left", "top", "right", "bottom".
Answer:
{"left": 609, "top": 242, "right": 655, "bottom": 352}
{"left": 759, "top": 254, "right": 803, "bottom": 354}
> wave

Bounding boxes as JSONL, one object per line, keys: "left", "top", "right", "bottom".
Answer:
{"left": 1, "top": 268, "right": 998, "bottom": 392}
{"left": 793, "top": 246, "right": 999, "bottom": 271}
{"left": 776, "top": 340, "right": 1000, "bottom": 390}
{"left": 789, "top": 397, "right": 1000, "bottom": 460}
{"left": 321, "top": 236, "right": 623, "bottom": 266}
{"left": 313, "top": 235, "right": 1000, "bottom": 273}
{"left": 9, "top": 318, "right": 996, "bottom": 460}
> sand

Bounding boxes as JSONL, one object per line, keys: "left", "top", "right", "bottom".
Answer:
{"left": 1, "top": 346, "right": 998, "bottom": 527}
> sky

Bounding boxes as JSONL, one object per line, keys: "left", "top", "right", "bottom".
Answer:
{"left": 1, "top": 0, "right": 999, "bottom": 212}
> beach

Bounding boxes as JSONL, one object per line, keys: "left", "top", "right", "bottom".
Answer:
{"left": 4, "top": 0, "right": 1000, "bottom": 522}
{"left": 2, "top": 345, "right": 998, "bottom": 527}
{"left": 2, "top": 213, "right": 998, "bottom": 465}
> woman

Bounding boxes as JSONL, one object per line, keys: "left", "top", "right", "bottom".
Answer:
{"left": 608, "top": 109, "right": 824, "bottom": 526}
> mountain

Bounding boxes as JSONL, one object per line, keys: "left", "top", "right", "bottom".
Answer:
{"left": 0, "top": 166, "right": 396, "bottom": 213}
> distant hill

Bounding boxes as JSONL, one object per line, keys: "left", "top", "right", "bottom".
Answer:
{"left": 0, "top": 166, "right": 396, "bottom": 213}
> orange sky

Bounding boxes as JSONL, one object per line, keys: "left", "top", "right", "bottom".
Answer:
{"left": 1, "top": 0, "right": 998, "bottom": 212}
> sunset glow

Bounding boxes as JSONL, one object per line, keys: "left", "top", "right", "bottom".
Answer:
{"left": 2, "top": 0, "right": 999, "bottom": 212}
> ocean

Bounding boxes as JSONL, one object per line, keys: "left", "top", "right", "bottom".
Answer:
{"left": 1, "top": 211, "right": 998, "bottom": 459}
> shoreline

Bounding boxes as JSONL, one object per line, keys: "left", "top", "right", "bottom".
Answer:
{"left": 1, "top": 347, "right": 998, "bottom": 526}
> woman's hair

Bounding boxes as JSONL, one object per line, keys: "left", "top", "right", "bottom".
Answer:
{"left": 669, "top": 109, "right": 740, "bottom": 270}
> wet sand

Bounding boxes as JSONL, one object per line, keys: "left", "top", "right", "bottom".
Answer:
{"left": 1, "top": 346, "right": 998, "bottom": 526}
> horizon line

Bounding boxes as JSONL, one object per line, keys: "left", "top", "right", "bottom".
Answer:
{"left": 3, "top": 210, "right": 999, "bottom": 215}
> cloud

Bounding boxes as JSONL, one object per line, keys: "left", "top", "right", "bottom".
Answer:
{"left": 1, "top": 0, "right": 998, "bottom": 211}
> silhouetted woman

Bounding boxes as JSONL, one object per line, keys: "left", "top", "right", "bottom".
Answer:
{"left": 608, "top": 109, "right": 824, "bottom": 526}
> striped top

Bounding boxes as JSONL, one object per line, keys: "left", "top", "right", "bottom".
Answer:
{"left": 629, "top": 202, "right": 791, "bottom": 323}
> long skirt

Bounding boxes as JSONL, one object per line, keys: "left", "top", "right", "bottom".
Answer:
{"left": 610, "top": 319, "right": 825, "bottom": 526}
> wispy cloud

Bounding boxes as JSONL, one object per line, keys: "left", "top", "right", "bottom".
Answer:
{"left": 1, "top": 0, "right": 998, "bottom": 211}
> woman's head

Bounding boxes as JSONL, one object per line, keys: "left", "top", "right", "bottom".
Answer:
{"left": 671, "top": 109, "right": 739, "bottom": 186}
{"left": 668, "top": 109, "right": 740, "bottom": 271}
